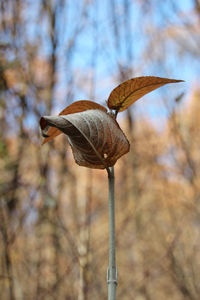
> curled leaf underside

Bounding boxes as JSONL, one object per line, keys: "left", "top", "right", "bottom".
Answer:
{"left": 40, "top": 109, "right": 130, "bottom": 169}
{"left": 107, "top": 76, "right": 184, "bottom": 112}
{"left": 42, "top": 100, "right": 107, "bottom": 144}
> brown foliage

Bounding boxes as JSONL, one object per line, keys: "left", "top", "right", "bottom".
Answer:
{"left": 42, "top": 101, "right": 107, "bottom": 145}
{"left": 107, "top": 76, "right": 184, "bottom": 112}
{"left": 40, "top": 109, "right": 130, "bottom": 169}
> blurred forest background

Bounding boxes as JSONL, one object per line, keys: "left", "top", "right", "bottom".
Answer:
{"left": 1, "top": 0, "right": 200, "bottom": 299}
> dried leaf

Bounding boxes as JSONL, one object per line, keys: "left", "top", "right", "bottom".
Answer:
{"left": 107, "top": 76, "right": 184, "bottom": 112}
{"left": 42, "top": 100, "right": 107, "bottom": 144}
{"left": 40, "top": 109, "right": 130, "bottom": 169}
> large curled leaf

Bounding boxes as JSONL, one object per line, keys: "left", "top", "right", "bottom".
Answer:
{"left": 107, "top": 76, "right": 184, "bottom": 112}
{"left": 41, "top": 100, "right": 107, "bottom": 144}
{"left": 40, "top": 109, "right": 130, "bottom": 169}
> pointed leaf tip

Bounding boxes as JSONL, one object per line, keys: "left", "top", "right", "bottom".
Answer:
{"left": 40, "top": 117, "right": 47, "bottom": 130}
{"left": 107, "top": 76, "right": 184, "bottom": 112}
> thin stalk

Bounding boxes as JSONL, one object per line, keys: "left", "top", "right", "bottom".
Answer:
{"left": 107, "top": 166, "right": 117, "bottom": 300}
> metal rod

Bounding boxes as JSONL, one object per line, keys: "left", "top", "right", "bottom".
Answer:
{"left": 107, "top": 166, "right": 118, "bottom": 300}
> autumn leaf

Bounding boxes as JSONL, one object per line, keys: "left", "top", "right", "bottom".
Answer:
{"left": 41, "top": 100, "right": 107, "bottom": 144}
{"left": 40, "top": 109, "right": 130, "bottom": 169}
{"left": 107, "top": 76, "right": 184, "bottom": 112}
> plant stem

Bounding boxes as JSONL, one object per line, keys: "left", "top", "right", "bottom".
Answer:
{"left": 107, "top": 166, "right": 117, "bottom": 300}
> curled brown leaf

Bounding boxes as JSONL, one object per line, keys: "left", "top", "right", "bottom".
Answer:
{"left": 40, "top": 109, "right": 130, "bottom": 169}
{"left": 42, "top": 100, "right": 107, "bottom": 144}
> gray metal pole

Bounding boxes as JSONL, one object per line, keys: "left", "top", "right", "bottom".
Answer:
{"left": 107, "top": 166, "right": 118, "bottom": 300}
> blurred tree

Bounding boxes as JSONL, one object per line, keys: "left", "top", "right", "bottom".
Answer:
{"left": 1, "top": 0, "right": 200, "bottom": 299}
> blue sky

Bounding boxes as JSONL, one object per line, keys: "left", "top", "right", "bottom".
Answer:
{"left": 21, "top": 0, "right": 199, "bottom": 130}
